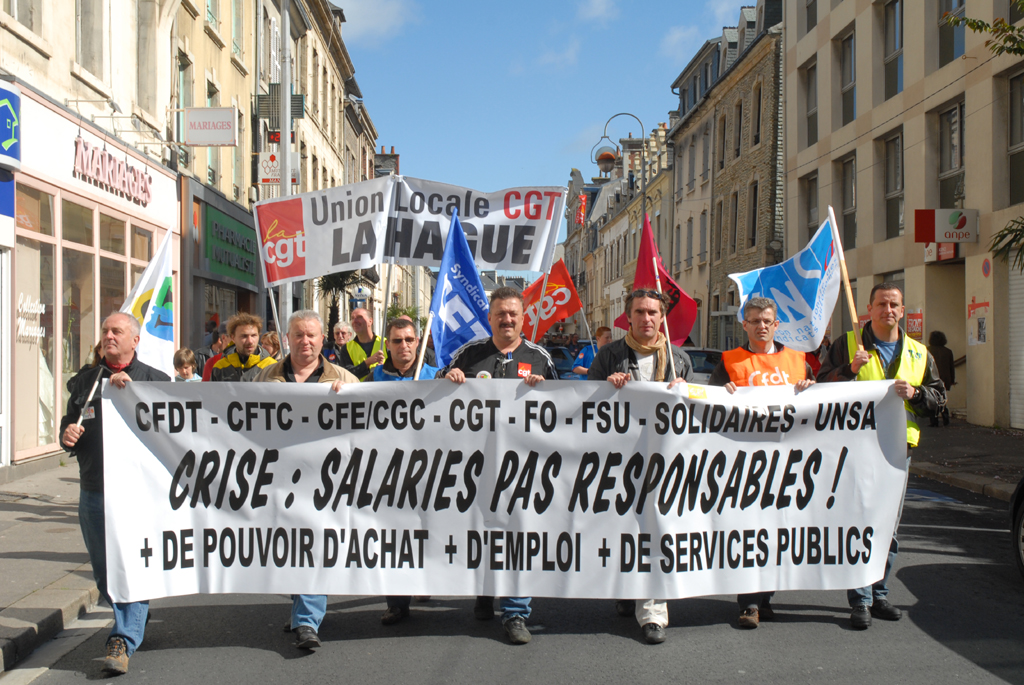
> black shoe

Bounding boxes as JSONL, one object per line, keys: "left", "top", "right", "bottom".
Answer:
{"left": 102, "top": 637, "right": 129, "bottom": 675}
{"left": 381, "top": 605, "right": 409, "bottom": 625}
{"left": 759, "top": 602, "right": 775, "bottom": 621}
{"left": 295, "top": 625, "right": 321, "bottom": 650}
{"left": 504, "top": 616, "right": 532, "bottom": 644}
{"left": 474, "top": 595, "right": 495, "bottom": 620}
{"left": 643, "top": 623, "right": 666, "bottom": 644}
{"left": 870, "top": 599, "right": 902, "bottom": 621}
{"left": 615, "top": 599, "right": 636, "bottom": 617}
{"left": 850, "top": 605, "right": 872, "bottom": 630}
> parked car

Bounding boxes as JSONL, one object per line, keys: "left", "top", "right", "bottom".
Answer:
{"left": 683, "top": 348, "right": 722, "bottom": 384}
{"left": 545, "top": 346, "right": 577, "bottom": 378}
{"left": 1010, "top": 477, "right": 1024, "bottom": 579}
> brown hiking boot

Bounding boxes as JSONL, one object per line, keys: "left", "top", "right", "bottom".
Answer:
{"left": 103, "top": 637, "right": 129, "bottom": 675}
{"left": 738, "top": 607, "right": 760, "bottom": 629}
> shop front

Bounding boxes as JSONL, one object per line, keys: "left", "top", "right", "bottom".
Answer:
{"left": 180, "top": 177, "right": 263, "bottom": 349}
{"left": 9, "top": 84, "right": 180, "bottom": 468}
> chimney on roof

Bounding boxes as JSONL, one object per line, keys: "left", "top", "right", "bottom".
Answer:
{"left": 391, "top": 146, "right": 395, "bottom": 153}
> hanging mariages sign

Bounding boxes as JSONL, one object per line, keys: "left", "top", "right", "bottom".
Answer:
{"left": 251, "top": 176, "right": 566, "bottom": 286}
{"left": 102, "top": 379, "right": 907, "bottom": 603}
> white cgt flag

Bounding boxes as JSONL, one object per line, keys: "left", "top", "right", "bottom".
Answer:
{"left": 121, "top": 232, "right": 174, "bottom": 377}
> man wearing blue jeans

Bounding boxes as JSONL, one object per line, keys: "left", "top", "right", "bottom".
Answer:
{"left": 438, "top": 287, "right": 559, "bottom": 645}
{"left": 61, "top": 313, "right": 169, "bottom": 675}
{"left": 817, "top": 283, "right": 945, "bottom": 629}
{"left": 254, "top": 310, "right": 361, "bottom": 650}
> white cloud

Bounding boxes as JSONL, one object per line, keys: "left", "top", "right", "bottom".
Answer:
{"left": 706, "top": 0, "right": 747, "bottom": 27}
{"left": 537, "top": 37, "right": 580, "bottom": 69}
{"left": 577, "top": 0, "right": 618, "bottom": 22}
{"left": 334, "top": 0, "right": 419, "bottom": 46}
{"left": 660, "top": 25, "right": 700, "bottom": 62}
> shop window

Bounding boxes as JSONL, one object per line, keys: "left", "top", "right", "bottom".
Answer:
{"left": 939, "top": 0, "right": 965, "bottom": 68}
{"left": 100, "top": 213, "right": 125, "bottom": 254}
{"left": 15, "top": 185, "right": 53, "bottom": 236}
{"left": 132, "top": 225, "right": 152, "bottom": 262}
{"left": 13, "top": 236, "right": 56, "bottom": 451}
{"left": 61, "top": 248, "right": 96, "bottom": 409}
{"left": 62, "top": 200, "right": 94, "bottom": 247}
{"left": 100, "top": 257, "right": 126, "bottom": 322}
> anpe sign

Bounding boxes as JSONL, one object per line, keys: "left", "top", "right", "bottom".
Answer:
{"left": 914, "top": 209, "right": 978, "bottom": 243}
{"left": 0, "top": 81, "right": 21, "bottom": 171}
{"left": 205, "top": 206, "right": 258, "bottom": 285}
{"left": 183, "top": 107, "right": 238, "bottom": 147}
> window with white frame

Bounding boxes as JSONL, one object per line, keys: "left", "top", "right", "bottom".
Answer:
{"left": 805, "top": 173, "right": 818, "bottom": 244}
{"left": 699, "top": 210, "right": 707, "bottom": 262}
{"left": 207, "top": 0, "right": 219, "bottom": 31}
{"left": 884, "top": 132, "right": 904, "bottom": 238}
{"left": 939, "top": 0, "right": 965, "bottom": 68}
{"left": 1010, "top": 72, "right": 1024, "bottom": 205}
{"left": 884, "top": 0, "right": 903, "bottom": 100}
{"left": 702, "top": 124, "right": 710, "bottom": 180}
{"left": 686, "top": 218, "right": 693, "bottom": 267}
{"left": 939, "top": 101, "right": 965, "bottom": 208}
{"left": 3, "top": 0, "right": 42, "bottom": 34}
{"left": 688, "top": 135, "right": 697, "bottom": 190}
{"left": 232, "top": 0, "right": 243, "bottom": 58}
{"left": 806, "top": 62, "right": 818, "bottom": 146}
{"left": 841, "top": 156, "right": 856, "bottom": 249}
{"left": 840, "top": 32, "right": 856, "bottom": 126}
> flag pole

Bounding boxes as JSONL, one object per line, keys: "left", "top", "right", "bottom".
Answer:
{"left": 530, "top": 271, "right": 552, "bottom": 343}
{"left": 75, "top": 367, "right": 108, "bottom": 428}
{"left": 414, "top": 311, "right": 434, "bottom": 380}
{"left": 268, "top": 285, "right": 287, "bottom": 354}
{"left": 826, "top": 205, "right": 863, "bottom": 352}
{"left": 651, "top": 248, "right": 677, "bottom": 381}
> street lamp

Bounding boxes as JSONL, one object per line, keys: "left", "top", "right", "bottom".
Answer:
{"left": 591, "top": 112, "right": 647, "bottom": 224}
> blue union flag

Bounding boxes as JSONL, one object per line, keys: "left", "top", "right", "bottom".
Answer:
{"left": 428, "top": 209, "right": 491, "bottom": 366}
{"left": 728, "top": 215, "right": 841, "bottom": 352}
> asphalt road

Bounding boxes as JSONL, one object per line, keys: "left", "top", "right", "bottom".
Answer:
{"left": 14, "top": 475, "right": 1024, "bottom": 685}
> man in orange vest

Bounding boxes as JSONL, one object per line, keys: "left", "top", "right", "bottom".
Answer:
{"left": 708, "top": 296, "right": 815, "bottom": 629}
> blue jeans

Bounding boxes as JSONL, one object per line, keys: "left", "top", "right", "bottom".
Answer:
{"left": 499, "top": 596, "right": 531, "bottom": 622}
{"left": 848, "top": 455, "right": 909, "bottom": 607}
{"left": 79, "top": 489, "right": 149, "bottom": 656}
{"left": 291, "top": 595, "right": 326, "bottom": 629}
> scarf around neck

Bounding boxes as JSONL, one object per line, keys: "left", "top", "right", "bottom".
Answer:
{"left": 625, "top": 330, "right": 668, "bottom": 381}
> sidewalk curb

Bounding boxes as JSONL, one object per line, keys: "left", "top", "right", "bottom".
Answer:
{"left": 0, "top": 564, "right": 99, "bottom": 673}
{"left": 911, "top": 461, "right": 1017, "bottom": 503}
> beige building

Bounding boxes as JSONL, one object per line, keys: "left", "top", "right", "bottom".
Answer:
{"left": 784, "top": 0, "right": 1024, "bottom": 427}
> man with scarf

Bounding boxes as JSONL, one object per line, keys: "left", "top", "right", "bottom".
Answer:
{"left": 60, "top": 312, "right": 170, "bottom": 675}
{"left": 588, "top": 289, "right": 693, "bottom": 645}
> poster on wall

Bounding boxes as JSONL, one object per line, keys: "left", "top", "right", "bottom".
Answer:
{"left": 906, "top": 309, "right": 923, "bottom": 341}
{"left": 968, "top": 297, "right": 989, "bottom": 346}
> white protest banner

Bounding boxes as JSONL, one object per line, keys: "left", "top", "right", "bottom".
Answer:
{"left": 102, "top": 380, "right": 907, "bottom": 603}
{"left": 251, "top": 176, "right": 565, "bottom": 286}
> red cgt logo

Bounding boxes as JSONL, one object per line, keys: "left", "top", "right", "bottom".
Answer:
{"left": 256, "top": 198, "right": 306, "bottom": 282}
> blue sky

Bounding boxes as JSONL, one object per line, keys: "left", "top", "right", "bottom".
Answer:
{"left": 334, "top": 0, "right": 750, "bottom": 203}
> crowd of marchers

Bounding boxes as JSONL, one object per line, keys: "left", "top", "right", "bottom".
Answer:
{"left": 60, "top": 282, "right": 945, "bottom": 675}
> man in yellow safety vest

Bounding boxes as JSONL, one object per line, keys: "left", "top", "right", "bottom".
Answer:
{"left": 818, "top": 282, "right": 945, "bottom": 630}
{"left": 335, "top": 307, "right": 387, "bottom": 381}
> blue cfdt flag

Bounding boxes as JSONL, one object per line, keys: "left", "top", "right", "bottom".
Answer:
{"left": 728, "top": 216, "right": 841, "bottom": 352}
{"left": 429, "top": 209, "right": 491, "bottom": 366}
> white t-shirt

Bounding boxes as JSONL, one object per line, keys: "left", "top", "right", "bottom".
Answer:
{"left": 635, "top": 350, "right": 656, "bottom": 381}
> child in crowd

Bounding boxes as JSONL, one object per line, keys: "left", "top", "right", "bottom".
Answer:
{"left": 173, "top": 348, "right": 202, "bottom": 382}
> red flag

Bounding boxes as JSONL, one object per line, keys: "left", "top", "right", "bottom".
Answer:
{"left": 614, "top": 214, "right": 698, "bottom": 345}
{"left": 522, "top": 259, "right": 583, "bottom": 341}
{"left": 575, "top": 193, "right": 587, "bottom": 227}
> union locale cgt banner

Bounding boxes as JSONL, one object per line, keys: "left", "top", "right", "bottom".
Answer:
{"left": 251, "top": 176, "right": 566, "bottom": 287}
{"left": 101, "top": 380, "right": 908, "bottom": 603}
